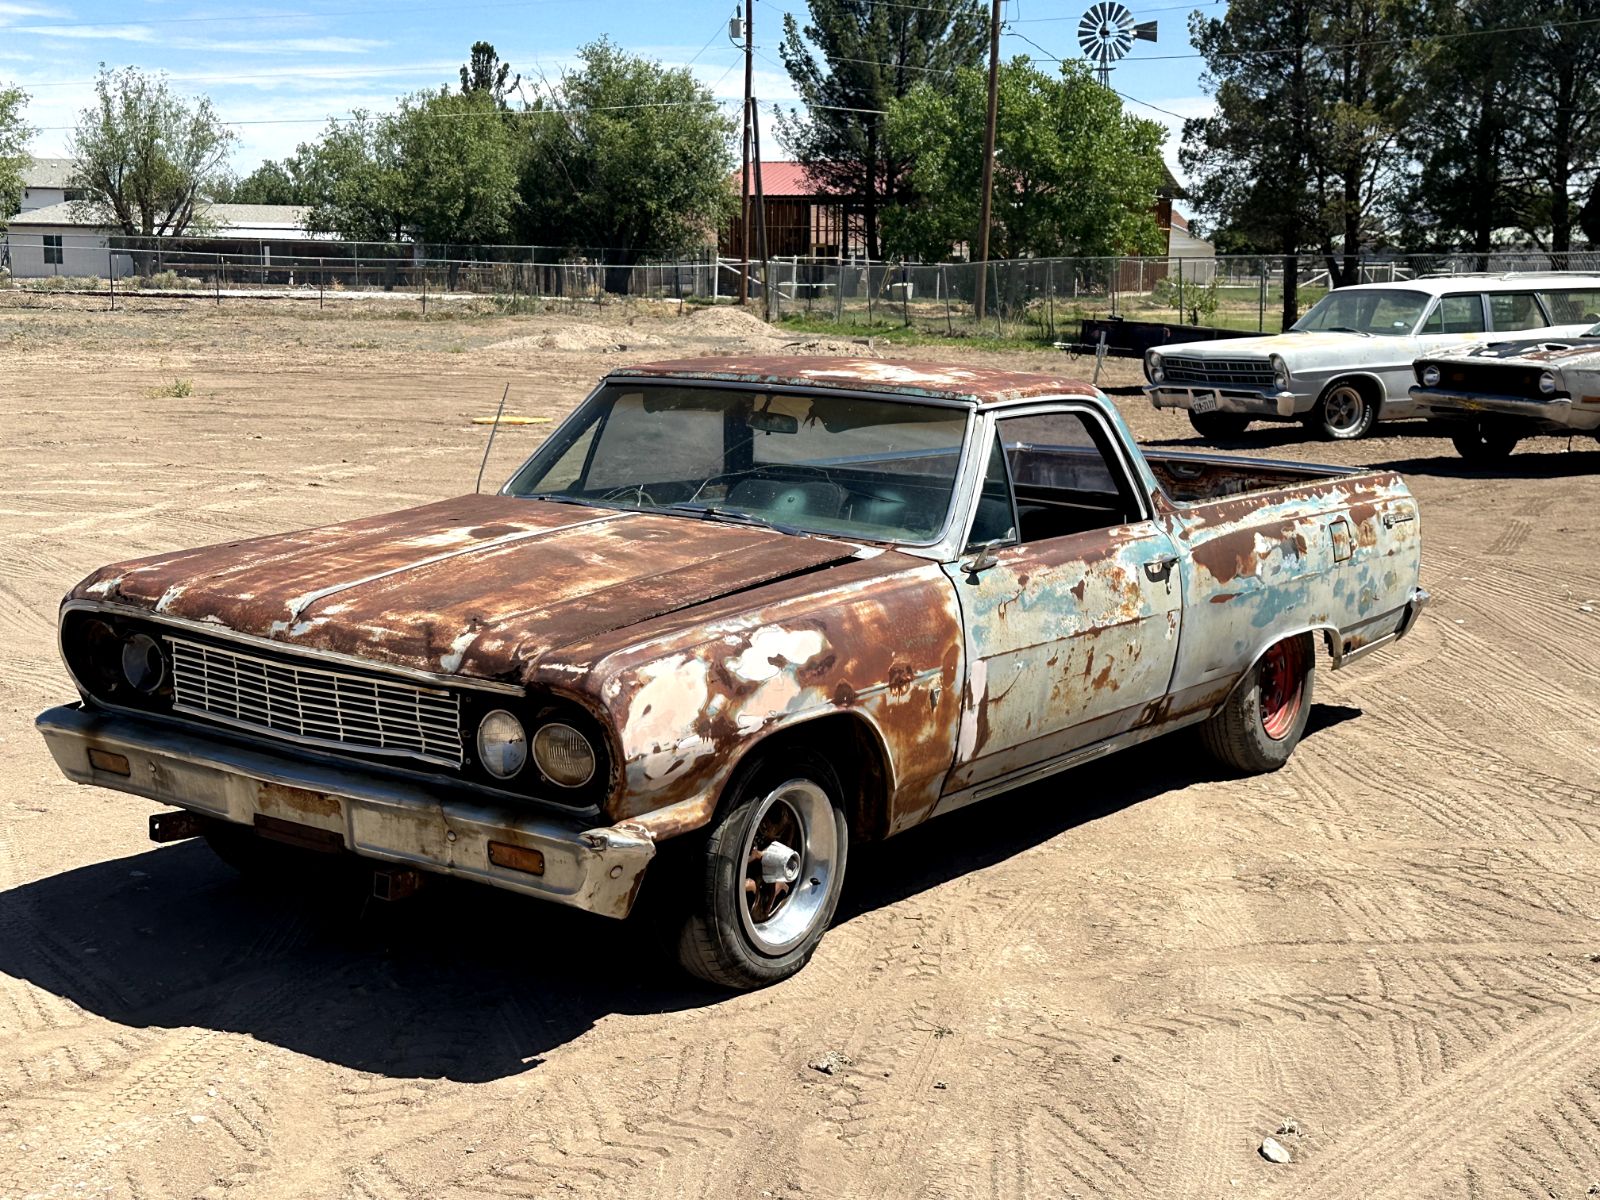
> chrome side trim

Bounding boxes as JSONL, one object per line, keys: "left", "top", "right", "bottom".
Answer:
{"left": 62, "top": 599, "right": 526, "bottom": 695}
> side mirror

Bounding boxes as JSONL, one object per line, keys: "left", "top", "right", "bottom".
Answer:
{"left": 961, "top": 539, "right": 1004, "bottom": 574}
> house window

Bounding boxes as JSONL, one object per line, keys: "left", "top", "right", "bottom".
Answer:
{"left": 43, "top": 235, "right": 64, "bottom": 265}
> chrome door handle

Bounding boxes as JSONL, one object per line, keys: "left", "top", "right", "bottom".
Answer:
{"left": 1143, "top": 555, "right": 1178, "bottom": 584}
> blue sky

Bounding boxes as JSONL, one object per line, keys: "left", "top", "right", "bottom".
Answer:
{"left": 3, "top": 0, "right": 1221, "bottom": 196}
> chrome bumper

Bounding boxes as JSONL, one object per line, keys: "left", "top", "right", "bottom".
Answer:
{"left": 1408, "top": 385, "right": 1594, "bottom": 427}
{"left": 35, "top": 704, "right": 655, "bottom": 919}
{"left": 1145, "top": 384, "right": 1306, "bottom": 418}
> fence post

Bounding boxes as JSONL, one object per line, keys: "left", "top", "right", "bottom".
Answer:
{"left": 943, "top": 265, "right": 952, "bottom": 335}
{"left": 992, "top": 264, "right": 1002, "bottom": 338}
{"left": 1258, "top": 261, "right": 1264, "bottom": 332}
{"left": 835, "top": 258, "right": 844, "bottom": 324}
{"left": 216, "top": 253, "right": 221, "bottom": 306}
{"left": 1047, "top": 258, "right": 1055, "bottom": 341}
{"left": 1177, "top": 256, "right": 1184, "bottom": 325}
{"left": 319, "top": 258, "right": 324, "bottom": 310}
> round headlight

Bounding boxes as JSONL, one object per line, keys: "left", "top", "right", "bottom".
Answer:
{"left": 1421, "top": 365, "right": 1440, "bottom": 388}
{"left": 1539, "top": 370, "right": 1558, "bottom": 395}
{"left": 532, "top": 722, "right": 596, "bottom": 787}
{"left": 121, "top": 633, "right": 166, "bottom": 693}
{"left": 1151, "top": 363, "right": 1165, "bottom": 384}
{"left": 1270, "top": 354, "right": 1290, "bottom": 390}
{"left": 476, "top": 710, "right": 527, "bottom": 779}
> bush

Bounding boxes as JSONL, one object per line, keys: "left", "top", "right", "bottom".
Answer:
{"left": 149, "top": 378, "right": 194, "bottom": 397}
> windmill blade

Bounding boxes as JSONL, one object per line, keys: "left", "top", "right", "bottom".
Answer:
{"left": 1135, "top": 19, "right": 1158, "bottom": 41}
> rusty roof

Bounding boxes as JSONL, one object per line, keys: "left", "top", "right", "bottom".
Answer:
{"left": 607, "top": 357, "right": 1101, "bottom": 404}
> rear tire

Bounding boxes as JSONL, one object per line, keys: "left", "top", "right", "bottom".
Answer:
{"left": 1450, "top": 420, "right": 1520, "bottom": 462}
{"left": 671, "top": 749, "right": 848, "bottom": 990}
{"left": 1200, "top": 634, "right": 1315, "bottom": 774}
{"left": 1188, "top": 411, "right": 1251, "bottom": 440}
{"left": 1313, "top": 382, "right": 1378, "bottom": 440}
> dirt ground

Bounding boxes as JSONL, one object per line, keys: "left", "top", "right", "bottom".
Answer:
{"left": 2, "top": 293, "right": 1598, "bottom": 1200}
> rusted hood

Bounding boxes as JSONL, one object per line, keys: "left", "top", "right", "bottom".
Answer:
{"left": 69, "top": 495, "right": 867, "bottom": 684}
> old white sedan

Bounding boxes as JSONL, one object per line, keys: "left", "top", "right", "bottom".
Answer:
{"left": 1144, "top": 274, "right": 1600, "bottom": 440}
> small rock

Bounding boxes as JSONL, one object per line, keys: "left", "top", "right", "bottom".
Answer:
{"left": 189, "top": 1114, "right": 207, "bottom": 1125}
{"left": 933, "top": 1080, "right": 947, "bottom": 1090}
{"left": 1260, "top": 1136, "right": 1291, "bottom": 1164}
{"left": 1111, "top": 1054, "right": 1122, "bottom": 1062}
{"left": 1277, "top": 1118, "right": 1301, "bottom": 1137}
{"left": 807, "top": 1051, "right": 852, "bottom": 1076}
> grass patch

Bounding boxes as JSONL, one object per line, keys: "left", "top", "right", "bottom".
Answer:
{"left": 149, "top": 378, "right": 194, "bottom": 397}
{"left": 771, "top": 313, "right": 1057, "bottom": 354}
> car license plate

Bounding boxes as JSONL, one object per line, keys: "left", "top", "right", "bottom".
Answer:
{"left": 1191, "top": 391, "right": 1217, "bottom": 414}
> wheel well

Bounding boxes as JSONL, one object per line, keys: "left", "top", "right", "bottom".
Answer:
{"left": 1319, "top": 373, "right": 1385, "bottom": 409}
{"left": 740, "top": 713, "right": 894, "bottom": 843}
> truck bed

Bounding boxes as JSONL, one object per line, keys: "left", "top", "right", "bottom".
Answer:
{"left": 1143, "top": 450, "right": 1352, "bottom": 503}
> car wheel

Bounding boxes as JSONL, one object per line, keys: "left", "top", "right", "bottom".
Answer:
{"left": 1314, "top": 382, "right": 1377, "bottom": 440}
{"left": 1200, "top": 633, "right": 1315, "bottom": 774}
{"left": 1188, "top": 411, "right": 1251, "bottom": 440}
{"left": 1450, "top": 420, "right": 1520, "bottom": 462}
{"left": 673, "top": 749, "right": 848, "bottom": 990}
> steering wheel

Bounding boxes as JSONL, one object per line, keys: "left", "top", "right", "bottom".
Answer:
{"left": 688, "top": 464, "right": 834, "bottom": 505}
{"left": 599, "top": 484, "right": 659, "bottom": 507}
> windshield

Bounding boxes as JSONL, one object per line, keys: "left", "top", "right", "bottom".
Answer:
{"left": 505, "top": 384, "right": 971, "bottom": 542}
{"left": 1292, "top": 289, "right": 1431, "bottom": 335}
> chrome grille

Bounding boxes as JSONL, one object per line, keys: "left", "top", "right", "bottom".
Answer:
{"left": 167, "top": 636, "right": 462, "bottom": 766}
{"left": 1162, "top": 356, "right": 1275, "bottom": 388}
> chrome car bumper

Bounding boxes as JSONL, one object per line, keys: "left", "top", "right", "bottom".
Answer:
{"left": 1145, "top": 384, "right": 1306, "bottom": 418}
{"left": 1408, "top": 386, "right": 1597, "bottom": 429}
{"left": 35, "top": 703, "right": 656, "bottom": 918}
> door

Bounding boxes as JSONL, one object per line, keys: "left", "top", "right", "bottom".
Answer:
{"left": 941, "top": 408, "right": 1183, "bottom": 793}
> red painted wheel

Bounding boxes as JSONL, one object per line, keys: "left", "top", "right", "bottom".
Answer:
{"left": 1258, "top": 637, "right": 1308, "bottom": 740}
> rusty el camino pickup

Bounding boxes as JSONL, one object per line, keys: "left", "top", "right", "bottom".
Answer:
{"left": 36, "top": 357, "right": 1427, "bottom": 988}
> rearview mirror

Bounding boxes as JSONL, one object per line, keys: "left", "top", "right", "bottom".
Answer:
{"left": 749, "top": 411, "right": 799, "bottom": 434}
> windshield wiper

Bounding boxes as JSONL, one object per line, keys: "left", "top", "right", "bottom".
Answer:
{"left": 1324, "top": 326, "right": 1373, "bottom": 337}
{"left": 522, "top": 492, "right": 611, "bottom": 508}
{"left": 665, "top": 502, "right": 806, "bottom": 537}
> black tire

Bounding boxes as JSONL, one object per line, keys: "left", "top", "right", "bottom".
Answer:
{"left": 1450, "top": 419, "right": 1520, "bottom": 462}
{"left": 1200, "top": 634, "right": 1315, "bottom": 774}
{"left": 1188, "top": 411, "right": 1251, "bottom": 439}
{"left": 671, "top": 748, "right": 849, "bottom": 990}
{"left": 1313, "top": 381, "right": 1378, "bottom": 440}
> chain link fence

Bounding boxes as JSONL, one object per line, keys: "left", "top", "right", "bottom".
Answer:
{"left": 5, "top": 232, "right": 1597, "bottom": 339}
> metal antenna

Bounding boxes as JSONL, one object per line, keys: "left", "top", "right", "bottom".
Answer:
{"left": 476, "top": 383, "right": 511, "bottom": 494}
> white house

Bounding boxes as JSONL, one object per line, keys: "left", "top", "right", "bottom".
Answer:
{"left": 18, "top": 157, "right": 85, "bottom": 212}
{"left": 3, "top": 202, "right": 315, "bottom": 278}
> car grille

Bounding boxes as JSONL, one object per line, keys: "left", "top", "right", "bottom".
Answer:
{"left": 1161, "top": 356, "right": 1276, "bottom": 388}
{"left": 1418, "top": 361, "right": 1553, "bottom": 399}
{"left": 167, "top": 636, "right": 462, "bottom": 766}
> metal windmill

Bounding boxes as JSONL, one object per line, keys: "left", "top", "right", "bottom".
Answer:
{"left": 1077, "top": 2, "right": 1157, "bottom": 87}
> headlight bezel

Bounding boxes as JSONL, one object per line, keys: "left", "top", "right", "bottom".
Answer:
{"left": 476, "top": 708, "right": 529, "bottom": 780}
{"left": 531, "top": 721, "right": 597, "bottom": 788}
{"left": 1144, "top": 350, "right": 1164, "bottom": 384}
{"left": 1269, "top": 354, "right": 1290, "bottom": 391}
{"left": 1420, "top": 364, "right": 1441, "bottom": 388}
{"left": 1539, "top": 370, "right": 1559, "bottom": 396}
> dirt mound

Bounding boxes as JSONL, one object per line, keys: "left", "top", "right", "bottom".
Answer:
{"left": 683, "top": 305, "right": 778, "bottom": 339}
{"left": 487, "top": 324, "right": 665, "bottom": 353}
{"left": 772, "top": 337, "right": 879, "bottom": 357}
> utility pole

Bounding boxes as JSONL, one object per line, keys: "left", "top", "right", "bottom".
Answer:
{"left": 973, "top": 0, "right": 1001, "bottom": 322}
{"left": 738, "top": 4, "right": 753, "bottom": 305}
{"left": 752, "top": 96, "right": 770, "bottom": 322}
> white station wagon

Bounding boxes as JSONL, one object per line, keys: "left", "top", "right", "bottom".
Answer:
{"left": 1143, "top": 274, "right": 1600, "bottom": 440}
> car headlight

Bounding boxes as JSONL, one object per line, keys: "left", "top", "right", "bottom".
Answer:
{"left": 120, "top": 632, "right": 166, "bottom": 693}
{"left": 1421, "top": 365, "right": 1440, "bottom": 388}
{"left": 1270, "top": 354, "right": 1290, "bottom": 391}
{"left": 477, "top": 709, "right": 528, "bottom": 779}
{"left": 1145, "top": 351, "right": 1163, "bottom": 384}
{"left": 532, "top": 722, "right": 596, "bottom": 787}
{"left": 1539, "top": 371, "right": 1558, "bottom": 395}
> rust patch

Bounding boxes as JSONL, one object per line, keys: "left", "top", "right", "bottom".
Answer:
{"left": 256, "top": 781, "right": 341, "bottom": 819}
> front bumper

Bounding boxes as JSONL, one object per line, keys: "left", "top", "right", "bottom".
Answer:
{"left": 1408, "top": 385, "right": 1597, "bottom": 430}
{"left": 35, "top": 703, "right": 656, "bottom": 919}
{"left": 1146, "top": 384, "right": 1307, "bottom": 419}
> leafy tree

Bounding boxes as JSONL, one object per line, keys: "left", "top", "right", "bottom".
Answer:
{"left": 68, "top": 66, "right": 237, "bottom": 236}
{"left": 882, "top": 57, "right": 1166, "bottom": 262}
{"left": 461, "top": 41, "right": 520, "bottom": 108}
{"left": 300, "top": 114, "right": 408, "bottom": 241}
{"left": 778, "top": 0, "right": 987, "bottom": 258}
{"left": 219, "top": 160, "right": 300, "bottom": 205}
{"left": 517, "top": 39, "right": 735, "bottom": 280}
{"left": 0, "top": 82, "right": 34, "bottom": 224}
{"left": 389, "top": 87, "right": 519, "bottom": 245}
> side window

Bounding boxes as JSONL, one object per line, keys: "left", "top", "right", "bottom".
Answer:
{"left": 1489, "top": 292, "right": 1546, "bottom": 332}
{"left": 1536, "top": 288, "right": 1600, "bottom": 326}
{"left": 1427, "top": 293, "right": 1485, "bottom": 335}
{"left": 965, "top": 433, "right": 1017, "bottom": 549}
{"left": 996, "top": 412, "right": 1140, "bottom": 543}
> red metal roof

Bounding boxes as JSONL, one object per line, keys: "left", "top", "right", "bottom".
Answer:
{"left": 609, "top": 357, "right": 1100, "bottom": 403}
{"left": 728, "top": 161, "right": 825, "bottom": 198}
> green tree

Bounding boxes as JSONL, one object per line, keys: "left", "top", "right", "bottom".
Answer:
{"left": 517, "top": 39, "right": 735, "bottom": 280}
{"left": 461, "top": 41, "right": 520, "bottom": 108}
{"left": 218, "top": 160, "right": 300, "bottom": 205}
{"left": 778, "top": 0, "right": 987, "bottom": 258}
{"left": 882, "top": 57, "right": 1166, "bottom": 262}
{"left": 68, "top": 66, "right": 237, "bottom": 236}
{"left": 0, "top": 82, "right": 34, "bottom": 224}
{"left": 390, "top": 87, "right": 519, "bottom": 245}
{"left": 300, "top": 114, "right": 408, "bottom": 241}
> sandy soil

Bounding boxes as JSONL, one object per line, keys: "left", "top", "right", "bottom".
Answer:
{"left": 1, "top": 294, "right": 1598, "bottom": 1200}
